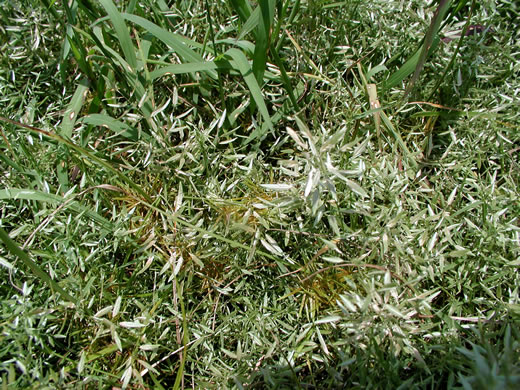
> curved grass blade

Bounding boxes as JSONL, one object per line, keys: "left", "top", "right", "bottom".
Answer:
{"left": 225, "top": 48, "right": 274, "bottom": 140}
{"left": 0, "top": 227, "right": 78, "bottom": 306}
{"left": 122, "top": 13, "right": 218, "bottom": 79}
{"left": 79, "top": 114, "right": 151, "bottom": 141}
{"left": 0, "top": 116, "right": 151, "bottom": 202}
{"left": 0, "top": 188, "right": 114, "bottom": 230}
{"left": 98, "top": 0, "right": 137, "bottom": 70}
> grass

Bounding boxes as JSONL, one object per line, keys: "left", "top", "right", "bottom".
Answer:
{"left": 0, "top": 0, "right": 519, "bottom": 388}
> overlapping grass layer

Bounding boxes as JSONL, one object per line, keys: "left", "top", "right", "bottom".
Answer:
{"left": 0, "top": 0, "right": 519, "bottom": 388}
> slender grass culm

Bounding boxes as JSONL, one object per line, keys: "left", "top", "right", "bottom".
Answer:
{"left": 0, "top": 0, "right": 519, "bottom": 388}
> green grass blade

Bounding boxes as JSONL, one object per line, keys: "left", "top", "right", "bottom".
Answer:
{"left": 0, "top": 227, "right": 78, "bottom": 306}
{"left": 58, "top": 78, "right": 90, "bottom": 192}
{"left": 252, "top": 0, "right": 275, "bottom": 85}
{"left": 0, "top": 116, "right": 151, "bottom": 202}
{"left": 237, "top": 6, "right": 260, "bottom": 41}
{"left": 426, "top": 0, "right": 476, "bottom": 101}
{"left": 225, "top": 48, "right": 274, "bottom": 140}
{"left": 229, "top": 0, "right": 253, "bottom": 23}
{"left": 402, "top": 0, "right": 452, "bottom": 99}
{"left": 150, "top": 61, "right": 234, "bottom": 79}
{"left": 380, "top": 111, "right": 417, "bottom": 169}
{"left": 60, "top": 78, "right": 90, "bottom": 140}
{"left": 122, "top": 13, "right": 218, "bottom": 79}
{"left": 98, "top": 0, "right": 137, "bottom": 70}
{"left": 0, "top": 188, "right": 114, "bottom": 230}
{"left": 79, "top": 114, "right": 151, "bottom": 141}
{"left": 385, "top": 37, "right": 441, "bottom": 91}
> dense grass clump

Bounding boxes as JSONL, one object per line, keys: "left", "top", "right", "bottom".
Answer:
{"left": 0, "top": 0, "right": 519, "bottom": 388}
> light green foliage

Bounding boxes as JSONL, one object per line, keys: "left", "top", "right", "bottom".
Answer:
{"left": 0, "top": 0, "right": 519, "bottom": 388}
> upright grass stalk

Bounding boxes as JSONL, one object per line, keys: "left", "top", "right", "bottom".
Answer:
{"left": 401, "top": 0, "right": 453, "bottom": 101}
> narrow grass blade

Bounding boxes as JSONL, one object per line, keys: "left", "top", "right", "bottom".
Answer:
{"left": 384, "top": 44, "right": 431, "bottom": 90}
{"left": 380, "top": 111, "right": 417, "bottom": 169}
{"left": 79, "top": 114, "right": 151, "bottom": 141}
{"left": 0, "top": 188, "right": 113, "bottom": 230}
{"left": 0, "top": 116, "right": 151, "bottom": 202}
{"left": 252, "top": 0, "right": 275, "bottom": 85}
{"left": 0, "top": 227, "right": 78, "bottom": 305}
{"left": 402, "top": 0, "right": 452, "bottom": 100}
{"left": 226, "top": 49, "right": 274, "bottom": 139}
{"left": 122, "top": 13, "right": 218, "bottom": 79}
{"left": 426, "top": 0, "right": 476, "bottom": 101}
{"left": 98, "top": 0, "right": 137, "bottom": 70}
{"left": 132, "top": 195, "right": 278, "bottom": 261}
{"left": 237, "top": 6, "right": 261, "bottom": 40}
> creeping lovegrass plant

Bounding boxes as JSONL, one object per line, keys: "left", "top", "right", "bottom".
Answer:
{"left": 1, "top": 0, "right": 519, "bottom": 388}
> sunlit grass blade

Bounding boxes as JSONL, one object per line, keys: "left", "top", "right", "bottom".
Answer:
{"left": 402, "top": 0, "right": 453, "bottom": 100}
{"left": 0, "top": 227, "right": 78, "bottom": 305}
{"left": 98, "top": 0, "right": 137, "bottom": 70}
{"left": 122, "top": 13, "right": 218, "bottom": 79}
{"left": 150, "top": 61, "right": 229, "bottom": 79}
{"left": 225, "top": 48, "right": 274, "bottom": 139}
{"left": 79, "top": 113, "right": 151, "bottom": 141}
{"left": 60, "top": 78, "right": 90, "bottom": 140}
{"left": 0, "top": 188, "right": 114, "bottom": 230}
{"left": 57, "top": 78, "right": 90, "bottom": 192}
{"left": 0, "top": 116, "right": 151, "bottom": 202}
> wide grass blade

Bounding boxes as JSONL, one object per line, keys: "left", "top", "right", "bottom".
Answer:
{"left": 98, "top": 0, "right": 137, "bottom": 70}
{"left": 252, "top": 0, "right": 275, "bottom": 85}
{"left": 58, "top": 78, "right": 90, "bottom": 192}
{"left": 237, "top": 6, "right": 261, "bottom": 41}
{"left": 79, "top": 114, "right": 151, "bottom": 141}
{"left": 229, "top": 0, "right": 253, "bottom": 23}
